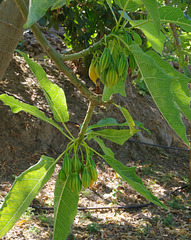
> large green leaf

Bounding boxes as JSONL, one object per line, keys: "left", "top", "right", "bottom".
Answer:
{"left": 159, "top": 6, "right": 191, "bottom": 32}
{"left": 129, "top": 20, "right": 165, "bottom": 54}
{"left": 114, "top": 0, "right": 142, "bottom": 12}
{"left": 18, "top": 51, "right": 69, "bottom": 123}
{"left": 87, "top": 128, "right": 139, "bottom": 145}
{"left": 0, "top": 156, "right": 55, "bottom": 238}
{"left": 130, "top": 44, "right": 190, "bottom": 145}
{"left": 95, "top": 138, "right": 166, "bottom": 209}
{"left": 54, "top": 175, "right": 79, "bottom": 240}
{"left": 141, "top": 0, "right": 160, "bottom": 34}
{"left": 146, "top": 50, "right": 191, "bottom": 122}
{"left": 0, "top": 94, "right": 63, "bottom": 133}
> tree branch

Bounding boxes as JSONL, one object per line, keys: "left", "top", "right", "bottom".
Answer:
{"left": 61, "top": 38, "right": 104, "bottom": 61}
{"left": 14, "top": 0, "right": 106, "bottom": 106}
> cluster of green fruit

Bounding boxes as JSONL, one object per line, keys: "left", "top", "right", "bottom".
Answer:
{"left": 58, "top": 152, "right": 98, "bottom": 194}
{"left": 89, "top": 31, "right": 139, "bottom": 88}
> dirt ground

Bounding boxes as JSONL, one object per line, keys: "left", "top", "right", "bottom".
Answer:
{"left": 0, "top": 44, "right": 191, "bottom": 239}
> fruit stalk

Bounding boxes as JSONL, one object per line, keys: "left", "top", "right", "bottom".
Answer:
{"left": 78, "top": 101, "right": 95, "bottom": 145}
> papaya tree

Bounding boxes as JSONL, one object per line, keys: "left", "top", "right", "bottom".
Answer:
{"left": 0, "top": 0, "right": 191, "bottom": 239}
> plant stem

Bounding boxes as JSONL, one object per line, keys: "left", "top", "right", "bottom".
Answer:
{"left": 77, "top": 101, "right": 95, "bottom": 145}
{"left": 88, "top": 145, "right": 103, "bottom": 159}
{"left": 111, "top": 34, "right": 130, "bottom": 51}
{"left": 56, "top": 125, "right": 73, "bottom": 141}
{"left": 128, "top": 19, "right": 151, "bottom": 30}
{"left": 61, "top": 38, "right": 105, "bottom": 61}
{"left": 79, "top": 146, "right": 84, "bottom": 165}
{"left": 62, "top": 122, "right": 75, "bottom": 140}
{"left": 115, "top": 0, "right": 130, "bottom": 31}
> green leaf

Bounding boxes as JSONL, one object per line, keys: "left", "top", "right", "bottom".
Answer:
{"left": 114, "top": 104, "right": 136, "bottom": 135}
{"left": 0, "top": 156, "right": 55, "bottom": 238}
{"left": 87, "top": 128, "right": 139, "bottom": 145}
{"left": 129, "top": 20, "right": 165, "bottom": 54}
{"left": 24, "top": 0, "right": 55, "bottom": 27}
{"left": 51, "top": 0, "right": 71, "bottom": 10}
{"left": 134, "top": 121, "right": 151, "bottom": 134}
{"left": 141, "top": 0, "right": 160, "bottom": 34}
{"left": 94, "top": 138, "right": 167, "bottom": 209}
{"left": 17, "top": 51, "right": 69, "bottom": 123}
{"left": 0, "top": 94, "right": 63, "bottom": 133}
{"left": 146, "top": 50, "right": 191, "bottom": 122}
{"left": 87, "top": 118, "right": 150, "bottom": 133}
{"left": 159, "top": 6, "right": 191, "bottom": 32}
{"left": 114, "top": 0, "right": 142, "bottom": 12}
{"left": 130, "top": 44, "right": 189, "bottom": 145}
{"left": 102, "top": 78, "right": 126, "bottom": 101}
{"left": 54, "top": 175, "right": 79, "bottom": 240}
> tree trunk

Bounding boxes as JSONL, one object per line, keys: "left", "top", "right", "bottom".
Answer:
{"left": 0, "top": 0, "right": 26, "bottom": 81}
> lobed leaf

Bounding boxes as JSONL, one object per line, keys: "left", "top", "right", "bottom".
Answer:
{"left": 0, "top": 156, "right": 55, "bottom": 238}
{"left": 95, "top": 138, "right": 167, "bottom": 209}
{"left": 0, "top": 94, "right": 63, "bottom": 133}
{"left": 130, "top": 44, "right": 190, "bottom": 145}
{"left": 17, "top": 51, "right": 69, "bottom": 123}
{"left": 54, "top": 175, "right": 79, "bottom": 240}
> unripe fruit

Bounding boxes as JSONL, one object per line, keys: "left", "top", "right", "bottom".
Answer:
{"left": 100, "top": 68, "right": 108, "bottom": 85}
{"left": 121, "top": 61, "right": 129, "bottom": 82}
{"left": 106, "top": 65, "right": 118, "bottom": 88}
{"left": 132, "top": 31, "right": 142, "bottom": 46}
{"left": 124, "top": 31, "right": 132, "bottom": 46}
{"left": 88, "top": 165, "right": 98, "bottom": 182}
{"left": 129, "top": 54, "right": 137, "bottom": 72}
{"left": 95, "top": 62, "right": 101, "bottom": 79}
{"left": 70, "top": 172, "right": 82, "bottom": 194}
{"left": 72, "top": 154, "right": 82, "bottom": 173}
{"left": 89, "top": 179, "right": 95, "bottom": 189}
{"left": 88, "top": 156, "right": 96, "bottom": 169}
{"left": 81, "top": 166, "right": 91, "bottom": 189}
{"left": 58, "top": 168, "right": 67, "bottom": 182}
{"left": 89, "top": 60, "right": 97, "bottom": 84}
{"left": 118, "top": 53, "right": 128, "bottom": 77}
{"left": 62, "top": 153, "right": 72, "bottom": 176}
{"left": 99, "top": 48, "right": 111, "bottom": 73}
